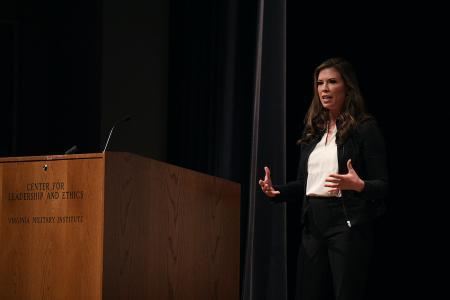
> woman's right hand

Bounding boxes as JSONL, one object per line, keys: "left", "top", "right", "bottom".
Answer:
{"left": 258, "top": 166, "right": 280, "bottom": 197}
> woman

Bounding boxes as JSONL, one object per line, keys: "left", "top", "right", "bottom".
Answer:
{"left": 259, "top": 57, "right": 388, "bottom": 300}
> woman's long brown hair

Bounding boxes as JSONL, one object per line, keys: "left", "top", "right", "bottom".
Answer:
{"left": 298, "top": 57, "right": 370, "bottom": 145}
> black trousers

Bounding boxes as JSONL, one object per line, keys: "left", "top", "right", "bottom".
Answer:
{"left": 296, "top": 197, "right": 373, "bottom": 300}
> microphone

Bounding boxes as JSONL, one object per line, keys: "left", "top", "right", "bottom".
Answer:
{"left": 64, "top": 145, "right": 78, "bottom": 154}
{"left": 102, "top": 115, "right": 132, "bottom": 153}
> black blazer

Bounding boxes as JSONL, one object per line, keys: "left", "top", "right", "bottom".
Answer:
{"left": 274, "top": 118, "right": 388, "bottom": 226}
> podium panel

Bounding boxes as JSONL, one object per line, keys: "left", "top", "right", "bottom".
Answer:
{"left": 0, "top": 154, "right": 104, "bottom": 299}
{"left": 1, "top": 153, "right": 240, "bottom": 299}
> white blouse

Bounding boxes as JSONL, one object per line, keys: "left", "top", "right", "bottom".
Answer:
{"left": 305, "top": 126, "right": 341, "bottom": 197}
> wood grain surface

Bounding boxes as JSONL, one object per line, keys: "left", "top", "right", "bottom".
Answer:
{"left": 103, "top": 152, "right": 240, "bottom": 300}
{"left": 1, "top": 152, "right": 240, "bottom": 299}
{"left": 0, "top": 154, "right": 105, "bottom": 299}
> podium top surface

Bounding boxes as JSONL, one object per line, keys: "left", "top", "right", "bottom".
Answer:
{"left": 0, "top": 153, "right": 105, "bottom": 163}
{"left": 0, "top": 152, "right": 240, "bottom": 187}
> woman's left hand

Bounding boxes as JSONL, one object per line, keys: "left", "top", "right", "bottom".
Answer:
{"left": 325, "top": 159, "right": 365, "bottom": 193}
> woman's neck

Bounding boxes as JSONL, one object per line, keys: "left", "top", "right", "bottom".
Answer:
{"left": 328, "top": 118, "right": 336, "bottom": 130}
{"left": 328, "top": 111, "right": 339, "bottom": 130}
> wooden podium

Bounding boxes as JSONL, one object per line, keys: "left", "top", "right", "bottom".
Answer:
{"left": 0, "top": 152, "right": 240, "bottom": 299}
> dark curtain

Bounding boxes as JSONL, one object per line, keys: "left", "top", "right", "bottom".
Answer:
{"left": 168, "top": 0, "right": 288, "bottom": 299}
{"left": 168, "top": 0, "right": 256, "bottom": 293}
{"left": 0, "top": 22, "right": 16, "bottom": 156}
{"left": 242, "top": 0, "right": 287, "bottom": 299}
{"left": 168, "top": 0, "right": 254, "bottom": 180}
{"left": 2, "top": 1, "right": 102, "bottom": 157}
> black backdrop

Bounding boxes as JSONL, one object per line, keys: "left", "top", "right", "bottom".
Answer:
{"left": 1, "top": 1, "right": 101, "bottom": 156}
{"left": 0, "top": 21, "right": 15, "bottom": 156}
{"left": 2, "top": 0, "right": 445, "bottom": 299}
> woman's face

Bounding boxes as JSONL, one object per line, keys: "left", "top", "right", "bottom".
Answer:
{"left": 317, "top": 67, "right": 346, "bottom": 116}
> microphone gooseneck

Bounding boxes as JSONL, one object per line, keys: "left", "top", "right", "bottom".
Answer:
{"left": 102, "top": 115, "right": 131, "bottom": 153}
{"left": 64, "top": 145, "right": 78, "bottom": 155}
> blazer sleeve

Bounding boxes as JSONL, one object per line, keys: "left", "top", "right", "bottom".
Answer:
{"left": 271, "top": 145, "right": 305, "bottom": 203}
{"left": 272, "top": 181, "right": 303, "bottom": 203}
{"left": 359, "top": 119, "right": 389, "bottom": 201}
